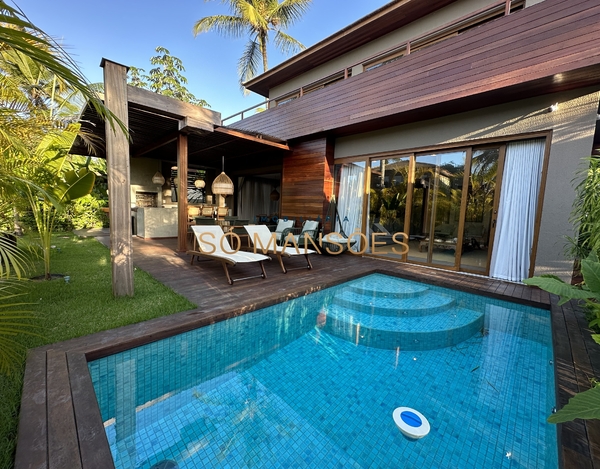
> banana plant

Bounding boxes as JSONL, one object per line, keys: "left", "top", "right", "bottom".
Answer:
{"left": 524, "top": 252, "right": 600, "bottom": 423}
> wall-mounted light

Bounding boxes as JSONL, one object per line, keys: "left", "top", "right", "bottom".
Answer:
{"left": 152, "top": 171, "right": 165, "bottom": 185}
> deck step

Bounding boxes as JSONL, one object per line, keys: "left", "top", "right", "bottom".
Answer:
{"left": 321, "top": 304, "right": 484, "bottom": 350}
{"left": 333, "top": 289, "right": 454, "bottom": 316}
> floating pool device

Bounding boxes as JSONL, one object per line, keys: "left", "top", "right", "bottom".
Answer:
{"left": 393, "top": 407, "right": 430, "bottom": 439}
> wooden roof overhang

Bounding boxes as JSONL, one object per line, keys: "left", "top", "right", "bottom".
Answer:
{"left": 232, "top": 0, "right": 600, "bottom": 142}
{"left": 72, "top": 85, "right": 289, "bottom": 171}
{"left": 243, "top": 0, "right": 459, "bottom": 97}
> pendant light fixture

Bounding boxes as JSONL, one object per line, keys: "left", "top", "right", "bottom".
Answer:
{"left": 211, "top": 156, "right": 234, "bottom": 196}
{"left": 152, "top": 171, "right": 165, "bottom": 185}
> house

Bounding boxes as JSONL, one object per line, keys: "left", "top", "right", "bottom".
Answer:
{"left": 221, "top": 0, "right": 600, "bottom": 283}
{"left": 76, "top": 0, "right": 600, "bottom": 287}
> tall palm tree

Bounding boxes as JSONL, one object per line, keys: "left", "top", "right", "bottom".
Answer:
{"left": 193, "top": 0, "right": 312, "bottom": 86}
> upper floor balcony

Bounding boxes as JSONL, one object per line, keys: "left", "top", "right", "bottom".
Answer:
{"left": 223, "top": 0, "right": 600, "bottom": 141}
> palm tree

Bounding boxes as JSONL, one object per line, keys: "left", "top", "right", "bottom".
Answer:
{"left": 193, "top": 0, "right": 312, "bottom": 86}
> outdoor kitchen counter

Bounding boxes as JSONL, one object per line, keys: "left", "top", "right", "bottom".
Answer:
{"left": 135, "top": 207, "right": 178, "bottom": 238}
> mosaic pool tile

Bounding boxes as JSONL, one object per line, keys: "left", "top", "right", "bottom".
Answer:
{"left": 89, "top": 273, "right": 557, "bottom": 468}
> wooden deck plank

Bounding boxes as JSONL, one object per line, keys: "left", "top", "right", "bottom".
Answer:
{"left": 67, "top": 352, "right": 115, "bottom": 469}
{"left": 14, "top": 350, "right": 47, "bottom": 469}
{"left": 46, "top": 350, "right": 82, "bottom": 469}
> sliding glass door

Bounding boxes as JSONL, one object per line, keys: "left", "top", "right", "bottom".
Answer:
{"left": 406, "top": 151, "right": 467, "bottom": 267}
{"left": 356, "top": 137, "right": 546, "bottom": 278}
{"left": 459, "top": 148, "right": 501, "bottom": 273}
{"left": 367, "top": 156, "right": 410, "bottom": 258}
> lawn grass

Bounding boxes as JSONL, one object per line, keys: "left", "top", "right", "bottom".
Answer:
{"left": 0, "top": 234, "right": 196, "bottom": 469}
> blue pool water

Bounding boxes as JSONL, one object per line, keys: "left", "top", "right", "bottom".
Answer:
{"left": 89, "top": 273, "right": 557, "bottom": 468}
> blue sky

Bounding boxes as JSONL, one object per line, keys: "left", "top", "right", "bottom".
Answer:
{"left": 17, "top": 0, "right": 390, "bottom": 118}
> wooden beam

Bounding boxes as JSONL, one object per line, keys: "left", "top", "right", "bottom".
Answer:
{"left": 214, "top": 126, "right": 290, "bottom": 150}
{"left": 127, "top": 85, "right": 221, "bottom": 125}
{"left": 178, "top": 116, "right": 214, "bottom": 133}
{"left": 177, "top": 133, "right": 189, "bottom": 252}
{"left": 102, "top": 59, "right": 134, "bottom": 297}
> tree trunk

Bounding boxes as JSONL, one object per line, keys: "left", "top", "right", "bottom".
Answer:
{"left": 260, "top": 32, "right": 268, "bottom": 72}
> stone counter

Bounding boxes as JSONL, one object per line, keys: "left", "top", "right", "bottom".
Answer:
{"left": 135, "top": 207, "right": 178, "bottom": 238}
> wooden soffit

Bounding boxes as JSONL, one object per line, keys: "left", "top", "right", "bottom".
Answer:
{"left": 70, "top": 86, "right": 289, "bottom": 167}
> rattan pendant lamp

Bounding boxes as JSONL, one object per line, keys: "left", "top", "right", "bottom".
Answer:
{"left": 212, "top": 156, "right": 234, "bottom": 196}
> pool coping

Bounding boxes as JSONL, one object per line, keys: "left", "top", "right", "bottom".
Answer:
{"left": 14, "top": 263, "right": 599, "bottom": 469}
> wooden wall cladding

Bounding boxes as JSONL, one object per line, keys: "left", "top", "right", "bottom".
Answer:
{"left": 281, "top": 138, "right": 334, "bottom": 224}
{"left": 232, "top": 0, "right": 600, "bottom": 141}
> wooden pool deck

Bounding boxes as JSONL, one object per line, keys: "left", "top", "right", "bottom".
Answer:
{"left": 14, "top": 236, "right": 600, "bottom": 468}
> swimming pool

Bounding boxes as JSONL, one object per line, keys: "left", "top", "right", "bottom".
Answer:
{"left": 89, "top": 273, "right": 557, "bottom": 468}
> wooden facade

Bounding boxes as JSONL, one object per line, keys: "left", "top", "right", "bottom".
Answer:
{"left": 244, "top": 0, "right": 459, "bottom": 96}
{"left": 281, "top": 138, "right": 334, "bottom": 223}
{"left": 233, "top": 0, "right": 600, "bottom": 141}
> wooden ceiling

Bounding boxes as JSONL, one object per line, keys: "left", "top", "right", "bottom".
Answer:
{"left": 72, "top": 99, "right": 289, "bottom": 173}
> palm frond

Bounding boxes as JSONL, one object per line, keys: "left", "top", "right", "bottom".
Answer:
{"left": 274, "top": 30, "right": 305, "bottom": 55}
{"left": 273, "top": 0, "right": 312, "bottom": 28}
{"left": 238, "top": 38, "right": 262, "bottom": 87}
{"left": 0, "top": 233, "right": 31, "bottom": 279}
{"left": 0, "top": 278, "right": 39, "bottom": 376}
{"left": 235, "top": 0, "right": 269, "bottom": 31}
{"left": 193, "top": 15, "right": 248, "bottom": 38}
{"left": 0, "top": 3, "right": 126, "bottom": 135}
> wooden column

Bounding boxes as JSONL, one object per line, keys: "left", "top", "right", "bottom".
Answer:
{"left": 177, "top": 133, "right": 188, "bottom": 252}
{"left": 101, "top": 59, "right": 134, "bottom": 297}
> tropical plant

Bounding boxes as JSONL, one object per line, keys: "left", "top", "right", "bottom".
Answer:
{"left": 128, "top": 47, "right": 209, "bottom": 107}
{"left": 524, "top": 252, "right": 600, "bottom": 423}
{"left": 0, "top": 278, "right": 37, "bottom": 375}
{"left": 0, "top": 1, "right": 121, "bottom": 131}
{"left": 566, "top": 157, "right": 600, "bottom": 260}
{"left": 15, "top": 126, "right": 96, "bottom": 280}
{"left": 193, "top": 0, "right": 312, "bottom": 86}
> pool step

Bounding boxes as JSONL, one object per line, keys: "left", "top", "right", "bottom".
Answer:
{"left": 321, "top": 304, "right": 484, "bottom": 350}
{"left": 345, "top": 279, "right": 430, "bottom": 299}
{"left": 333, "top": 289, "right": 454, "bottom": 317}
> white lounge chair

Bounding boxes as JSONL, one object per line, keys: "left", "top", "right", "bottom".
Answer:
{"left": 189, "top": 225, "right": 270, "bottom": 285}
{"left": 244, "top": 224, "right": 316, "bottom": 273}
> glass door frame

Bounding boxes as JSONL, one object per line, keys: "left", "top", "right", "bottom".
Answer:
{"left": 362, "top": 144, "right": 508, "bottom": 276}
{"left": 336, "top": 131, "right": 550, "bottom": 278}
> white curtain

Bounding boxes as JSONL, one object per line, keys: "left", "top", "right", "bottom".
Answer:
{"left": 490, "top": 139, "right": 545, "bottom": 282}
{"left": 336, "top": 163, "right": 365, "bottom": 252}
{"left": 237, "top": 178, "right": 279, "bottom": 222}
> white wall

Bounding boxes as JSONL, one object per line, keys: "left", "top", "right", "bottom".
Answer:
{"left": 335, "top": 88, "right": 600, "bottom": 281}
{"left": 269, "top": 0, "right": 493, "bottom": 100}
